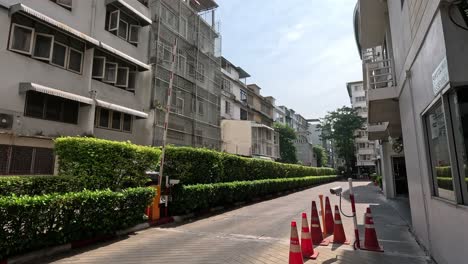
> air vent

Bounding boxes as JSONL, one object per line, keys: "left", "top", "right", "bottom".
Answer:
{"left": 0, "top": 114, "right": 13, "bottom": 129}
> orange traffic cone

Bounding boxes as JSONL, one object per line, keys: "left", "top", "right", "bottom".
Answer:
{"left": 289, "top": 221, "right": 304, "bottom": 264}
{"left": 311, "top": 201, "right": 329, "bottom": 246}
{"left": 301, "top": 213, "right": 319, "bottom": 259}
{"left": 331, "top": 205, "right": 349, "bottom": 244}
{"left": 324, "top": 197, "right": 334, "bottom": 236}
{"left": 362, "top": 207, "right": 383, "bottom": 252}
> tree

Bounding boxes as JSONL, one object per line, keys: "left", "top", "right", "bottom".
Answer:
{"left": 319, "top": 106, "right": 365, "bottom": 176}
{"left": 313, "top": 145, "right": 328, "bottom": 167}
{"left": 274, "top": 123, "right": 298, "bottom": 164}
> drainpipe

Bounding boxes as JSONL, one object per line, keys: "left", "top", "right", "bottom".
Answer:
{"left": 406, "top": 70, "right": 433, "bottom": 253}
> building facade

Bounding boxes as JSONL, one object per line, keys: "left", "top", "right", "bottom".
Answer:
{"left": 219, "top": 57, "right": 250, "bottom": 121}
{"left": 347, "top": 81, "right": 377, "bottom": 175}
{"left": 0, "top": 0, "right": 153, "bottom": 175}
{"left": 150, "top": 0, "right": 222, "bottom": 149}
{"left": 355, "top": 0, "right": 468, "bottom": 262}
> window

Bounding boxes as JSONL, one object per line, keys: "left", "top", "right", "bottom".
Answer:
{"left": 176, "top": 97, "right": 184, "bottom": 114}
{"left": 106, "top": 9, "right": 140, "bottom": 45}
{"left": 222, "top": 78, "right": 231, "bottom": 91}
{"left": 240, "top": 108, "right": 248, "bottom": 120}
{"left": 355, "top": 96, "right": 366, "bottom": 102}
{"left": 198, "top": 100, "right": 204, "bottom": 115}
{"left": 1, "top": 145, "right": 54, "bottom": 175}
{"left": 161, "top": 5, "right": 177, "bottom": 31}
{"left": 67, "top": 48, "right": 83, "bottom": 74}
{"left": 197, "top": 62, "right": 205, "bottom": 82}
{"left": 127, "top": 71, "right": 137, "bottom": 91}
{"left": 425, "top": 101, "right": 455, "bottom": 201}
{"left": 118, "top": 19, "right": 128, "bottom": 40}
{"left": 25, "top": 91, "right": 79, "bottom": 124}
{"left": 116, "top": 67, "right": 130, "bottom": 87}
{"left": 129, "top": 25, "right": 140, "bottom": 44}
{"left": 96, "top": 107, "right": 132, "bottom": 133}
{"left": 92, "top": 57, "right": 106, "bottom": 78}
{"left": 104, "top": 62, "right": 118, "bottom": 83}
{"left": 9, "top": 24, "right": 34, "bottom": 55}
{"left": 32, "top": 33, "right": 54, "bottom": 61}
{"left": 225, "top": 101, "right": 230, "bottom": 114}
{"left": 240, "top": 90, "right": 247, "bottom": 102}
{"left": 9, "top": 15, "right": 84, "bottom": 74}
{"left": 179, "top": 17, "right": 187, "bottom": 38}
{"left": 50, "top": 0, "right": 72, "bottom": 11}
{"left": 51, "top": 42, "right": 68, "bottom": 68}
{"left": 178, "top": 54, "right": 186, "bottom": 75}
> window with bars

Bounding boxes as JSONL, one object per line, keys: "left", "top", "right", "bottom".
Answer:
{"left": 25, "top": 91, "right": 79, "bottom": 124}
{"left": 0, "top": 145, "right": 54, "bottom": 175}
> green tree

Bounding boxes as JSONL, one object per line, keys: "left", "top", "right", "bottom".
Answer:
{"left": 319, "top": 106, "right": 365, "bottom": 176}
{"left": 313, "top": 145, "right": 328, "bottom": 167}
{"left": 274, "top": 123, "right": 298, "bottom": 164}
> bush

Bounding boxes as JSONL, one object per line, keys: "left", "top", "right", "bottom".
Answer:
{"left": 163, "top": 147, "right": 336, "bottom": 185}
{"left": 0, "top": 187, "right": 155, "bottom": 259}
{"left": 171, "top": 175, "right": 337, "bottom": 214}
{"left": 55, "top": 137, "right": 161, "bottom": 189}
{"left": 435, "top": 166, "right": 452, "bottom": 178}
{"left": 0, "top": 175, "right": 87, "bottom": 196}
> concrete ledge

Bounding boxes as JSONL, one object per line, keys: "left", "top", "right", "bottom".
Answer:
{"left": 116, "top": 222, "right": 150, "bottom": 236}
{"left": 7, "top": 244, "right": 71, "bottom": 264}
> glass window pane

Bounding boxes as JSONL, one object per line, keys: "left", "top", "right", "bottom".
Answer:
{"left": 45, "top": 95, "right": 62, "bottom": 121}
{"left": 62, "top": 100, "right": 78, "bottom": 124}
{"left": 68, "top": 49, "right": 82, "bottom": 73}
{"left": 425, "top": 102, "right": 455, "bottom": 201}
{"left": 112, "top": 111, "right": 121, "bottom": 130}
{"left": 99, "top": 108, "right": 110, "bottom": 128}
{"left": 25, "top": 91, "right": 45, "bottom": 118}
{"left": 104, "top": 62, "right": 118, "bottom": 83}
{"left": 33, "top": 34, "right": 53, "bottom": 60}
{"left": 123, "top": 114, "right": 132, "bottom": 132}
{"left": 454, "top": 89, "right": 468, "bottom": 201}
{"left": 11, "top": 25, "right": 33, "bottom": 53}
{"left": 118, "top": 20, "right": 128, "bottom": 40}
{"left": 92, "top": 57, "right": 106, "bottom": 78}
{"left": 51, "top": 42, "right": 67, "bottom": 67}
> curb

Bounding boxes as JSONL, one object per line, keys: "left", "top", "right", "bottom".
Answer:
{"left": 1, "top": 218, "right": 173, "bottom": 264}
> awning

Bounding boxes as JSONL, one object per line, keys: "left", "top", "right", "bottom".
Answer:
{"left": 19, "top": 83, "right": 94, "bottom": 104}
{"left": 105, "top": 0, "right": 151, "bottom": 26}
{"left": 99, "top": 43, "right": 150, "bottom": 71}
{"left": 251, "top": 122, "right": 274, "bottom": 131}
{"left": 9, "top": 4, "right": 100, "bottom": 46}
{"left": 95, "top": 99, "right": 148, "bottom": 119}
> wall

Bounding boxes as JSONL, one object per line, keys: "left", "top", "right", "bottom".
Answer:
{"left": 221, "top": 120, "right": 252, "bottom": 157}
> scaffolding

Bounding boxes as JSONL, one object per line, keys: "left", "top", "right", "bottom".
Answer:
{"left": 150, "top": 0, "right": 222, "bottom": 150}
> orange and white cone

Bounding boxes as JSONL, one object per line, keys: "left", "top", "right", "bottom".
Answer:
{"left": 331, "top": 205, "right": 350, "bottom": 244}
{"left": 301, "top": 213, "right": 319, "bottom": 259}
{"left": 362, "top": 207, "right": 383, "bottom": 252}
{"left": 324, "top": 197, "right": 334, "bottom": 236}
{"left": 289, "top": 221, "right": 304, "bottom": 264}
{"left": 311, "top": 201, "right": 329, "bottom": 246}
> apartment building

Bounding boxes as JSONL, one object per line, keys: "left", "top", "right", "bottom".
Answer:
{"left": 220, "top": 57, "right": 250, "bottom": 121}
{"left": 150, "top": 0, "right": 222, "bottom": 150}
{"left": 355, "top": 0, "right": 468, "bottom": 262}
{"left": 0, "top": 0, "right": 153, "bottom": 175}
{"left": 346, "top": 81, "right": 377, "bottom": 175}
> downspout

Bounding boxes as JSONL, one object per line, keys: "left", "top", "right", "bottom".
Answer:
{"left": 407, "top": 70, "right": 433, "bottom": 254}
{"left": 87, "top": 0, "right": 97, "bottom": 136}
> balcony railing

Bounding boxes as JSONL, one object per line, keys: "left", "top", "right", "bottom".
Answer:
{"left": 366, "top": 58, "right": 395, "bottom": 90}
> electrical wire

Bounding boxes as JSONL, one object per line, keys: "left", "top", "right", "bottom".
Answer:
{"left": 448, "top": 1, "right": 468, "bottom": 31}
{"left": 338, "top": 194, "right": 355, "bottom": 218}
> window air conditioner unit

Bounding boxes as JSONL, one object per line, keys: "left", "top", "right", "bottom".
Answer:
{"left": 0, "top": 113, "right": 13, "bottom": 129}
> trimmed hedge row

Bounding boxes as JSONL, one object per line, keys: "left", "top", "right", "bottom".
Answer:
{"left": 0, "top": 187, "right": 155, "bottom": 259}
{"left": 164, "top": 146, "right": 336, "bottom": 185}
{"left": 54, "top": 137, "right": 161, "bottom": 189}
{"left": 0, "top": 175, "right": 89, "bottom": 196}
{"left": 436, "top": 166, "right": 452, "bottom": 178}
{"left": 171, "top": 175, "right": 337, "bottom": 214}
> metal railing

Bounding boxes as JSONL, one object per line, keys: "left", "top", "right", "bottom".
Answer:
{"left": 366, "top": 58, "right": 395, "bottom": 90}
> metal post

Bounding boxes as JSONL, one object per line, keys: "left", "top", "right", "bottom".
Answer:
{"left": 158, "top": 39, "right": 178, "bottom": 193}
{"left": 348, "top": 178, "right": 360, "bottom": 249}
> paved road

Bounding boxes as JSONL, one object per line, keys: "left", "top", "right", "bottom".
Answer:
{"left": 40, "top": 181, "right": 432, "bottom": 264}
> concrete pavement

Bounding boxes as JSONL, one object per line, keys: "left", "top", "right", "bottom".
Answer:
{"left": 39, "top": 181, "right": 433, "bottom": 264}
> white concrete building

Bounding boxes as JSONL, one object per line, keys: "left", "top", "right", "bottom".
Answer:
{"left": 0, "top": 0, "right": 153, "bottom": 175}
{"left": 220, "top": 57, "right": 250, "bottom": 121}
{"left": 355, "top": 0, "right": 468, "bottom": 262}
{"left": 221, "top": 120, "right": 279, "bottom": 160}
{"left": 347, "top": 81, "right": 377, "bottom": 175}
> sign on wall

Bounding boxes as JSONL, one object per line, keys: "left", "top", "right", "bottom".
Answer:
{"left": 432, "top": 57, "right": 449, "bottom": 95}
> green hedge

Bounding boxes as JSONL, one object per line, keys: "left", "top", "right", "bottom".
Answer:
{"left": 164, "top": 146, "right": 336, "bottom": 185}
{"left": 171, "top": 175, "right": 337, "bottom": 214}
{"left": 0, "top": 175, "right": 87, "bottom": 196}
{"left": 55, "top": 137, "right": 161, "bottom": 189}
{"left": 436, "top": 166, "right": 452, "bottom": 178}
{"left": 0, "top": 187, "right": 155, "bottom": 259}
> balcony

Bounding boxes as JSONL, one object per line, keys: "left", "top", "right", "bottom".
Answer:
{"left": 365, "top": 58, "right": 400, "bottom": 125}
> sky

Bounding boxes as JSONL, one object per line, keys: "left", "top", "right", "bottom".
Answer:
{"left": 215, "top": 0, "right": 362, "bottom": 119}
